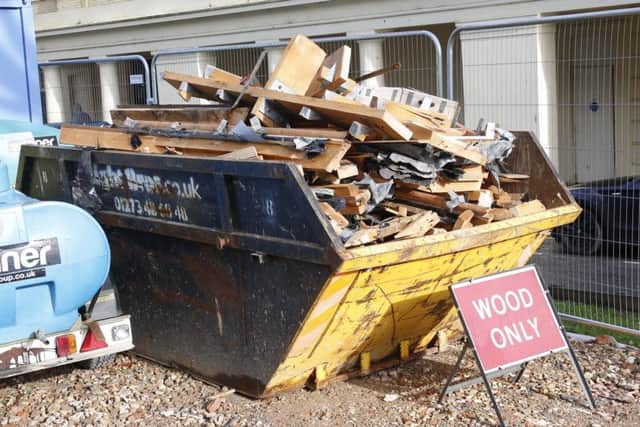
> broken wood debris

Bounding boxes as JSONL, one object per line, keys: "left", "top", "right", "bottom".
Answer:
{"left": 57, "top": 33, "right": 546, "bottom": 249}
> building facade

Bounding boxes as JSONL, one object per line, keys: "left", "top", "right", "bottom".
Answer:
{"left": 32, "top": 0, "right": 640, "bottom": 183}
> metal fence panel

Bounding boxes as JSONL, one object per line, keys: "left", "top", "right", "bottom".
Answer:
{"left": 150, "top": 31, "right": 442, "bottom": 104}
{"left": 448, "top": 9, "right": 640, "bottom": 336}
{"left": 39, "top": 55, "right": 150, "bottom": 124}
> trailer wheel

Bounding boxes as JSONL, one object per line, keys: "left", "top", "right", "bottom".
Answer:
{"left": 78, "top": 354, "right": 116, "bottom": 370}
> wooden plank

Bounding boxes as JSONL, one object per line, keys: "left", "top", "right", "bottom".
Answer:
{"left": 315, "top": 184, "right": 359, "bottom": 197}
{"left": 340, "top": 189, "right": 370, "bottom": 215}
{"left": 319, "top": 202, "right": 349, "bottom": 234}
{"left": 499, "top": 173, "right": 530, "bottom": 180}
{"left": 162, "top": 71, "right": 413, "bottom": 140}
{"left": 110, "top": 106, "right": 248, "bottom": 127}
{"left": 313, "top": 160, "right": 359, "bottom": 184}
{"left": 261, "top": 127, "right": 348, "bottom": 139}
{"left": 379, "top": 201, "right": 425, "bottom": 216}
{"left": 453, "top": 210, "right": 474, "bottom": 230}
{"left": 215, "top": 146, "right": 261, "bottom": 160}
{"left": 510, "top": 200, "right": 546, "bottom": 217}
{"left": 385, "top": 100, "right": 451, "bottom": 130}
{"left": 471, "top": 213, "right": 494, "bottom": 225}
{"left": 458, "top": 165, "right": 485, "bottom": 181}
{"left": 60, "top": 125, "right": 165, "bottom": 154}
{"left": 60, "top": 125, "right": 349, "bottom": 172}
{"left": 377, "top": 216, "right": 416, "bottom": 239}
{"left": 425, "top": 177, "right": 482, "bottom": 193}
{"left": 395, "top": 178, "right": 481, "bottom": 195}
{"left": 203, "top": 65, "right": 244, "bottom": 85}
{"left": 394, "top": 187, "right": 488, "bottom": 215}
{"left": 487, "top": 208, "right": 513, "bottom": 221}
{"left": 395, "top": 211, "right": 440, "bottom": 238}
{"left": 348, "top": 121, "right": 373, "bottom": 141}
{"left": 487, "top": 200, "right": 546, "bottom": 220}
{"left": 417, "top": 132, "right": 487, "bottom": 165}
{"left": 467, "top": 190, "right": 494, "bottom": 209}
{"left": 307, "top": 45, "right": 352, "bottom": 96}
{"left": 385, "top": 101, "right": 441, "bottom": 135}
{"left": 252, "top": 35, "right": 327, "bottom": 124}
{"left": 117, "top": 119, "right": 220, "bottom": 132}
{"left": 322, "top": 90, "right": 363, "bottom": 106}
{"left": 335, "top": 159, "right": 359, "bottom": 179}
{"left": 344, "top": 228, "right": 378, "bottom": 248}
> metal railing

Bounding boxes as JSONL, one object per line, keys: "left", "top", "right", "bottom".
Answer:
{"left": 447, "top": 7, "right": 640, "bottom": 336}
{"left": 150, "top": 30, "right": 443, "bottom": 104}
{"left": 39, "top": 55, "right": 151, "bottom": 124}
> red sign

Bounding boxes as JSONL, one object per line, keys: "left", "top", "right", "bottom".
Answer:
{"left": 451, "top": 266, "right": 567, "bottom": 373}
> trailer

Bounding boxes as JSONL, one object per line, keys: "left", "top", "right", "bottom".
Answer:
{"left": 0, "top": 0, "right": 133, "bottom": 379}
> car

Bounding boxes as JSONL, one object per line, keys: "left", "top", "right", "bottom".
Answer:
{"left": 554, "top": 176, "right": 640, "bottom": 255}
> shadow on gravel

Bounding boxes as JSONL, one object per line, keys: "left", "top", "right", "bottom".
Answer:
{"left": 0, "top": 364, "right": 76, "bottom": 391}
{"left": 349, "top": 357, "right": 473, "bottom": 398}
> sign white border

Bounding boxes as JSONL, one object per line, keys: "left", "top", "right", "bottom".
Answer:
{"left": 451, "top": 265, "right": 569, "bottom": 374}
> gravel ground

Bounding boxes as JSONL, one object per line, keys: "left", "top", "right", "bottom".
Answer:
{"left": 1, "top": 338, "right": 638, "bottom": 426}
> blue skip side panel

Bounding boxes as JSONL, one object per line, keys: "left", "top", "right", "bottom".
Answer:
{"left": 0, "top": 1, "right": 43, "bottom": 123}
{"left": 0, "top": 162, "right": 110, "bottom": 344}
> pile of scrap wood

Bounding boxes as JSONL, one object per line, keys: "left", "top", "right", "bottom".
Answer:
{"left": 59, "top": 34, "right": 547, "bottom": 248}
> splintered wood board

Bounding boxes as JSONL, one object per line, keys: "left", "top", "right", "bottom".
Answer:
{"left": 215, "top": 146, "right": 261, "bottom": 160}
{"left": 458, "top": 165, "right": 485, "bottom": 181}
{"left": 427, "top": 178, "right": 482, "bottom": 193}
{"left": 162, "top": 71, "right": 413, "bottom": 140}
{"left": 385, "top": 101, "right": 441, "bottom": 134}
{"left": 385, "top": 100, "right": 452, "bottom": 130}
{"left": 262, "top": 127, "right": 348, "bottom": 139}
{"left": 203, "top": 66, "right": 244, "bottom": 84}
{"left": 418, "top": 132, "right": 487, "bottom": 165}
{"left": 307, "top": 45, "right": 352, "bottom": 96}
{"left": 115, "top": 119, "right": 221, "bottom": 132}
{"left": 395, "top": 211, "right": 440, "bottom": 238}
{"left": 252, "top": 35, "right": 326, "bottom": 125}
{"left": 415, "top": 94, "right": 458, "bottom": 127}
{"left": 60, "top": 125, "right": 350, "bottom": 172}
{"left": 395, "top": 178, "right": 481, "bottom": 194}
{"left": 110, "top": 106, "right": 248, "bottom": 127}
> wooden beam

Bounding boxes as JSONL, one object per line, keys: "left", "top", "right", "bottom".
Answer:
{"left": 203, "top": 65, "right": 244, "bottom": 85}
{"left": 252, "top": 35, "right": 327, "bottom": 124}
{"left": 394, "top": 187, "right": 488, "bottom": 215}
{"left": 418, "top": 132, "right": 487, "bottom": 165}
{"left": 307, "top": 45, "right": 352, "bottom": 96}
{"left": 162, "top": 71, "right": 413, "bottom": 140}
{"left": 261, "top": 127, "right": 348, "bottom": 139}
{"left": 395, "top": 211, "right": 440, "bottom": 238}
{"left": 110, "top": 106, "right": 248, "bottom": 127}
{"left": 453, "top": 210, "right": 474, "bottom": 230}
{"left": 215, "top": 146, "right": 261, "bottom": 160}
{"left": 60, "top": 125, "right": 350, "bottom": 172}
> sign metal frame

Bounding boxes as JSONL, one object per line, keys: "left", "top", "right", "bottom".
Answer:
{"left": 438, "top": 265, "right": 596, "bottom": 427}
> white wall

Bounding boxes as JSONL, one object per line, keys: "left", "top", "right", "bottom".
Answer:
{"left": 35, "top": 0, "right": 640, "bottom": 60}
{"left": 155, "top": 52, "right": 216, "bottom": 105}
{"left": 460, "top": 26, "right": 541, "bottom": 134}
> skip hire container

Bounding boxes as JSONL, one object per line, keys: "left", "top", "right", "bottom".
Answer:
{"left": 15, "top": 131, "right": 580, "bottom": 398}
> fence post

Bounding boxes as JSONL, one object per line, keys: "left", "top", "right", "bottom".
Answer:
{"left": 39, "top": 55, "right": 152, "bottom": 123}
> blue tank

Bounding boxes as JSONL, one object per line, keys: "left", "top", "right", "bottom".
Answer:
{"left": 0, "top": 162, "right": 110, "bottom": 344}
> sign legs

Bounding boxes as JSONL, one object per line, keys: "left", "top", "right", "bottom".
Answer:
{"left": 438, "top": 340, "right": 507, "bottom": 427}
{"left": 437, "top": 340, "right": 467, "bottom": 404}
